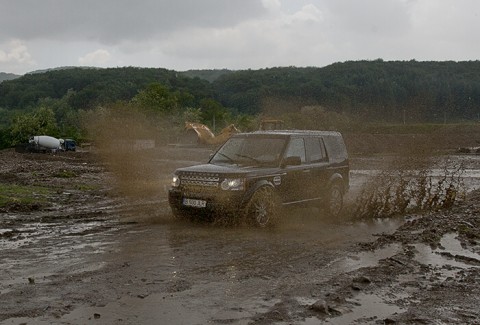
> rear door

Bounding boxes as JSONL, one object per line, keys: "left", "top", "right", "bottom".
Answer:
{"left": 304, "top": 136, "right": 330, "bottom": 201}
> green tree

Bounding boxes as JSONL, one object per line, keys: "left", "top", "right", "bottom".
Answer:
{"left": 199, "top": 98, "right": 228, "bottom": 130}
{"left": 10, "top": 107, "right": 59, "bottom": 145}
{"left": 38, "top": 90, "right": 84, "bottom": 138}
{"left": 0, "top": 128, "right": 11, "bottom": 149}
{"left": 132, "top": 83, "right": 179, "bottom": 113}
{"left": 182, "top": 107, "right": 202, "bottom": 123}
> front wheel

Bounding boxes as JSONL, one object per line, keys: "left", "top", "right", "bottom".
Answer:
{"left": 327, "top": 184, "right": 343, "bottom": 217}
{"left": 244, "top": 187, "right": 278, "bottom": 227}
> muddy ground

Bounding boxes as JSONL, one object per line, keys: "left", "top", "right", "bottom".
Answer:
{"left": 0, "top": 147, "right": 479, "bottom": 324}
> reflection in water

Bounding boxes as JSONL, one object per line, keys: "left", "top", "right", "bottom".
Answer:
{"left": 337, "top": 243, "right": 402, "bottom": 272}
{"left": 414, "top": 233, "right": 480, "bottom": 270}
{"left": 324, "top": 293, "right": 404, "bottom": 325}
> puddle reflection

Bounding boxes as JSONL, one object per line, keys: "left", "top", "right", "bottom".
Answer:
{"left": 414, "top": 233, "right": 480, "bottom": 270}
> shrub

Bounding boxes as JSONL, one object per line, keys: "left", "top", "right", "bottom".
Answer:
{"left": 353, "top": 157, "right": 466, "bottom": 219}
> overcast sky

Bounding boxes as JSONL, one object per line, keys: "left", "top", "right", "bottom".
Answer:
{"left": 0, "top": 0, "right": 479, "bottom": 75}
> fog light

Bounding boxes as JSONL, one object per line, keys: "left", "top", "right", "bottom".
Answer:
{"left": 171, "top": 175, "right": 180, "bottom": 187}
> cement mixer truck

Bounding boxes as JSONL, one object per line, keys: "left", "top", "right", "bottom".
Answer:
{"left": 27, "top": 136, "right": 76, "bottom": 152}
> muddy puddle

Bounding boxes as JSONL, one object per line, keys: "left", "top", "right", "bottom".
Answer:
{"left": 333, "top": 243, "right": 403, "bottom": 272}
{"left": 293, "top": 293, "right": 404, "bottom": 325}
{"left": 0, "top": 210, "right": 406, "bottom": 325}
{"left": 414, "top": 232, "right": 480, "bottom": 271}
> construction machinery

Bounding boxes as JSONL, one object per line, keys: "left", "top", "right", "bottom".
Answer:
{"left": 182, "top": 119, "right": 284, "bottom": 146}
{"left": 184, "top": 122, "right": 239, "bottom": 145}
{"left": 27, "top": 136, "right": 76, "bottom": 152}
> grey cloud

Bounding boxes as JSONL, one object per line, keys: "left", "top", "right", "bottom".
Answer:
{"left": 321, "top": 0, "right": 413, "bottom": 37}
{"left": 0, "top": 0, "right": 267, "bottom": 43}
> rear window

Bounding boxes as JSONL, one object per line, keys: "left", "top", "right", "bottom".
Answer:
{"left": 323, "top": 135, "right": 348, "bottom": 162}
{"left": 305, "top": 137, "right": 327, "bottom": 163}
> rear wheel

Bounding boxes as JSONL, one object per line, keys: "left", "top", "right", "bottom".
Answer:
{"left": 245, "top": 187, "right": 278, "bottom": 227}
{"left": 327, "top": 184, "right": 343, "bottom": 217}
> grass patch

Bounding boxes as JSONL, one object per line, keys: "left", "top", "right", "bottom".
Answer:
{"left": 75, "top": 184, "right": 99, "bottom": 191}
{"left": 458, "top": 224, "right": 479, "bottom": 240}
{"left": 0, "top": 183, "right": 52, "bottom": 207}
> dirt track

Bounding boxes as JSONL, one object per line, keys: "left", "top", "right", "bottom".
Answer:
{"left": 0, "top": 148, "right": 479, "bottom": 324}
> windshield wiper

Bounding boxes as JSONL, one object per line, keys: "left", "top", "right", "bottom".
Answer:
{"left": 235, "top": 154, "right": 261, "bottom": 164}
{"left": 215, "top": 152, "right": 235, "bottom": 163}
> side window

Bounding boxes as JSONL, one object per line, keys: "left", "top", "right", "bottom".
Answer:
{"left": 306, "top": 137, "right": 327, "bottom": 163}
{"left": 284, "top": 138, "right": 306, "bottom": 164}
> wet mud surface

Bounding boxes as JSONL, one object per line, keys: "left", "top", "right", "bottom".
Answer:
{"left": 0, "top": 148, "right": 479, "bottom": 324}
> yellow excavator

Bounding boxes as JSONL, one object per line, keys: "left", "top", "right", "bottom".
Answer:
{"left": 184, "top": 122, "right": 240, "bottom": 145}
{"left": 183, "top": 119, "right": 284, "bottom": 145}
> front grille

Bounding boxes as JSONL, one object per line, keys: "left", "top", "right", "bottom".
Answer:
{"left": 180, "top": 172, "right": 220, "bottom": 189}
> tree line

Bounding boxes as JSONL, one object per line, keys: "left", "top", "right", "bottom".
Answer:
{"left": 212, "top": 60, "right": 480, "bottom": 122}
{"left": 0, "top": 60, "right": 479, "bottom": 149}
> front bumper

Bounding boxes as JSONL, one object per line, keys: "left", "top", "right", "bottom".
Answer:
{"left": 168, "top": 188, "right": 247, "bottom": 217}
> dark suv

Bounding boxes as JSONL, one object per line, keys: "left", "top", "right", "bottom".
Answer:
{"left": 168, "top": 130, "right": 349, "bottom": 226}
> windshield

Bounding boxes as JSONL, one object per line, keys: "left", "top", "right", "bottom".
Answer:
{"left": 210, "top": 136, "right": 286, "bottom": 166}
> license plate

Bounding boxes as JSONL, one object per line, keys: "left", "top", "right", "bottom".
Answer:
{"left": 183, "top": 198, "right": 207, "bottom": 208}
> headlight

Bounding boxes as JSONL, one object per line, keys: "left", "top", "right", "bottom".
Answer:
{"left": 171, "top": 175, "right": 180, "bottom": 188}
{"left": 220, "top": 178, "right": 245, "bottom": 191}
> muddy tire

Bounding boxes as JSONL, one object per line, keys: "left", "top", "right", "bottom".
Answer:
{"left": 245, "top": 186, "right": 278, "bottom": 227}
{"left": 327, "top": 184, "right": 343, "bottom": 217}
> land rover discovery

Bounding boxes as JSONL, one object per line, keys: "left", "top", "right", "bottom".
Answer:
{"left": 168, "top": 130, "right": 349, "bottom": 226}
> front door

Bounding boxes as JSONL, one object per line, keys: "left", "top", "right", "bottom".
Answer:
{"left": 278, "top": 137, "right": 311, "bottom": 204}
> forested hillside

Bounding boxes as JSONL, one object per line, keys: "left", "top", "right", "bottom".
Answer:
{"left": 0, "top": 67, "right": 213, "bottom": 110}
{"left": 213, "top": 60, "right": 480, "bottom": 122}
{"left": 2, "top": 60, "right": 480, "bottom": 121}
{"left": 1, "top": 60, "right": 479, "bottom": 149}
{"left": 0, "top": 72, "right": 20, "bottom": 83}
{"left": 180, "top": 69, "right": 233, "bottom": 83}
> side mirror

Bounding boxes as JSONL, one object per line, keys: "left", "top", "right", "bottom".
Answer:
{"left": 282, "top": 156, "right": 301, "bottom": 167}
